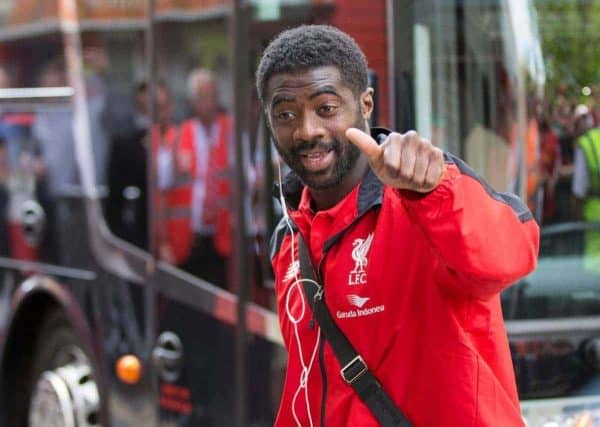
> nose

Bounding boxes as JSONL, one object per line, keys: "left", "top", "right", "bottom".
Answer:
{"left": 293, "top": 111, "right": 326, "bottom": 143}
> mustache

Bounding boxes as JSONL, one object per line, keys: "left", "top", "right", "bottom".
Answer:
{"left": 291, "top": 139, "right": 340, "bottom": 156}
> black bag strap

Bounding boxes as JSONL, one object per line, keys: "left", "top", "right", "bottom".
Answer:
{"left": 297, "top": 235, "right": 412, "bottom": 427}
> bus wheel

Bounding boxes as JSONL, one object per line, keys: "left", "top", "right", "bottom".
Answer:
{"left": 27, "top": 311, "right": 100, "bottom": 427}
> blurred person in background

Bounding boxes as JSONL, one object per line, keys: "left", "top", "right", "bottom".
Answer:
{"left": 0, "top": 66, "right": 16, "bottom": 257}
{"left": 33, "top": 51, "right": 110, "bottom": 194}
{"left": 571, "top": 104, "right": 600, "bottom": 269}
{"left": 539, "top": 113, "right": 562, "bottom": 223}
{"left": 525, "top": 95, "right": 541, "bottom": 215}
{"left": 0, "top": 65, "right": 41, "bottom": 261}
{"left": 32, "top": 60, "right": 78, "bottom": 197}
{"left": 549, "top": 97, "right": 576, "bottom": 222}
{"left": 106, "top": 81, "right": 152, "bottom": 248}
{"left": 592, "top": 86, "right": 600, "bottom": 127}
{"left": 572, "top": 104, "right": 600, "bottom": 218}
{"left": 106, "top": 81, "right": 183, "bottom": 261}
{"left": 552, "top": 97, "right": 575, "bottom": 165}
{"left": 82, "top": 45, "right": 111, "bottom": 187}
{"left": 151, "top": 83, "right": 190, "bottom": 265}
{"left": 0, "top": 65, "right": 34, "bottom": 172}
{"left": 175, "top": 68, "right": 233, "bottom": 288}
{"left": 30, "top": 60, "right": 78, "bottom": 263}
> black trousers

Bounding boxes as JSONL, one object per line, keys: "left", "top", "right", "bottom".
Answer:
{"left": 181, "top": 235, "right": 227, "bottom": 289}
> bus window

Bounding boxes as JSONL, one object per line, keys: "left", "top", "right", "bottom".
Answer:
{"left": 142, "top": 15, "right": 236, "bottom": 291}
{"left": 404, "top": 1, "right": 524, "bottom": 195}
{"left": 0, "top": 28, "right": 93, "bottom": 268}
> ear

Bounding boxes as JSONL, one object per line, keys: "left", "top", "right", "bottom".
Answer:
{"left": 360, "top": 87, "right": 374, "bottom": 120}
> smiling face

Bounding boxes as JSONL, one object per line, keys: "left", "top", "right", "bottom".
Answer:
{"left": 266, "top": 66, "right": 373, "bottom": 191}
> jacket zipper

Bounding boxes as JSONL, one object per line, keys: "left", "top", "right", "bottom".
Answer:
{"left": 305, "top": 210, "right": 377, "bottom": 426}
{"left": 314, "top": 226, "right": 355, "bottom": 427}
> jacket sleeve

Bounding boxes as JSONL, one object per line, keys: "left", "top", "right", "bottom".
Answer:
{"left": 399, "top": 153, "right": 540, "bottom": 300}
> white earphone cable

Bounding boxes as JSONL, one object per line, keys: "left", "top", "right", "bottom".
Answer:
{"left": 278, "top": 159, "right": 323, "bottom": 427}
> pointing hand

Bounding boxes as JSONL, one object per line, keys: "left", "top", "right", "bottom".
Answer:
{"left": 346, "top": 128, "right": 445, "bottom": 193}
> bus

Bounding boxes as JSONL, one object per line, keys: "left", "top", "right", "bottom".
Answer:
{"left": 0, "top": 0, "right": 590, "bottom": 426}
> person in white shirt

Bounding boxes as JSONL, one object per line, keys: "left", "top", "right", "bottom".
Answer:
{"left": 176, "top": 69, "right": 233, "bottom": 288}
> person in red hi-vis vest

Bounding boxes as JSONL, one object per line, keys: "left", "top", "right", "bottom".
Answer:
{"left": 170, "top": 69, "right": 232, "bottom": 288}
{"left": 149, "top": 82, "right": 193, "bottom": 266}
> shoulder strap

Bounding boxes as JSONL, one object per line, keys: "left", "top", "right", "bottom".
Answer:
{"left": 297, "top": 234, "right": 412, "bottom": 427}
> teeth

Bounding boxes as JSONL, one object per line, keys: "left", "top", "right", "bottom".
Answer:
{"left": 303, "top": 151, "right": 327, "bottom": 159}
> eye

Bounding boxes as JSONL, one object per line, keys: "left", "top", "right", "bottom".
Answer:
{"left": 318, "top": 104, "right": 338, "bottom": 115}
{"left": 276, "top": 111, "right": 295, "bottom": 122}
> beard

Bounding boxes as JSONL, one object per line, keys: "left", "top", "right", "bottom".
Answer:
{"left": 274, "top": 111, "right": 367, "bottom": 190}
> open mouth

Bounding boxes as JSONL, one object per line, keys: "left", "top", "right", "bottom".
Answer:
{"left": 299, "top": 148, "right": 335, "bottom": 172}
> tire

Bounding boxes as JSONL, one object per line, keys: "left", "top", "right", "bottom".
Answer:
{"left": 25, "top": 310, "right": 100, "bottom": 427}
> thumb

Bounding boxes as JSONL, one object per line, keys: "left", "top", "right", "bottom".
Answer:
{"left": 345, "top": 128, "right": 382, "bottom": 161}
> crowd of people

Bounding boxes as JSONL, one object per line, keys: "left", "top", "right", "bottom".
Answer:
{"left": 538, "top": 89, "right": 600, "bottom": 225}
{"left": 0, "top": 50, "right": 272, "bottom": 299}
{"left": 105, "top": 68, "right": 272, "bottom": 296}
{"left": 106, "top": 68, "right": 242, "bottom": 289}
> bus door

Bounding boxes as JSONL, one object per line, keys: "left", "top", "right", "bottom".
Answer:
{"left": 388, "top": 0, "right": 532, "bottom": 197}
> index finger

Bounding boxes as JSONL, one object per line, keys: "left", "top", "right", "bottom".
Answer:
{"left": 345, "top": 128, "right": 382, "bottom": 161}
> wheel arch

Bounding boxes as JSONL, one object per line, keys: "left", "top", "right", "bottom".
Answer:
{"left": 0, "top": 275, "right": 107, "bottom": 426}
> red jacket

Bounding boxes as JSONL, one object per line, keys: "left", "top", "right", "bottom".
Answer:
{"left": 270, "top": 129, "right": 539, "bottom": 427}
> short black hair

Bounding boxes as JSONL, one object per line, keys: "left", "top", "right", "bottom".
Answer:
{"left": 134, "top": 80, "right": 168, "bottom": 97}
{"left": 135, "top": 81, "right": 148, "bottom": 95}
{"left": 256, "top": 25, "right": 368, "bottom": 105}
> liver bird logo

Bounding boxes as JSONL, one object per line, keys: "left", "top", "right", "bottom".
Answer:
{"left": 351, "top": 233, "right": 374, "bottom": 274}
{"left": 347, "top": 294, "right": 370, "bottom": 308}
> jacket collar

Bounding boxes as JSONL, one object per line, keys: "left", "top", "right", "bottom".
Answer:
{"left": 276, "top": 127, "right": 391, "bottom": 214}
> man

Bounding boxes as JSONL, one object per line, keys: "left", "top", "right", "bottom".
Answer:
{"left": 106, "top": 81, "right": 153, "bottom": 248}
{"left": 175, "top": 68, "right": 232, "bottom": 287}
{"left": 571, "top": 104, "right": 600, "bottom": 269}
{"left": 539, "top": 117, "right": 561, "bottom": 222}
{"left": 572, "top": 104, "right": 600, "bottom": 215}
{"left": 106, "top": 81, "right": 177, "bottom": 253}
{"left": 257, "top": 25, "right": 539, "bottom": 426}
